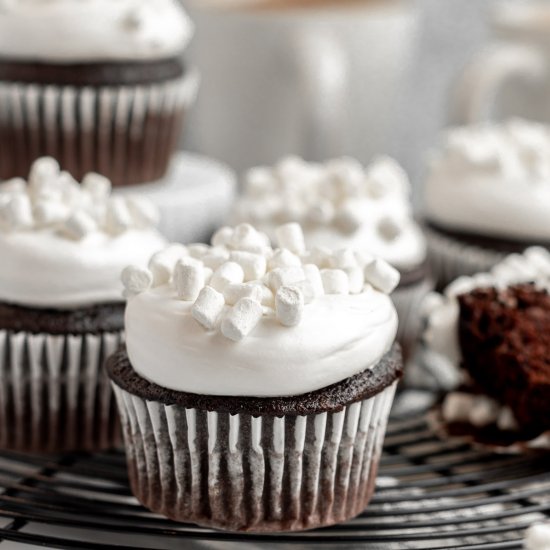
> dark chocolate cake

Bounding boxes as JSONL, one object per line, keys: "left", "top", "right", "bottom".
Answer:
{"left": 458, "top": 284, "right": 550, "bottom": 435}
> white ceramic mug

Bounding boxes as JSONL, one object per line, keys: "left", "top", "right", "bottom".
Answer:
{"left": 182, "top": 0, "right": 419, "bottom": 172}
{"left": 453, "top": 1, "right": 550, "bottom": 124}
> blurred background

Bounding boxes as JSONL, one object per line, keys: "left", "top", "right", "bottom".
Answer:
{"left": 181, "top": 0, "right": 505, "bottom": 205}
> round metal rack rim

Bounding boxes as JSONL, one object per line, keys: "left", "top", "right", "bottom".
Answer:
{"left": 0, "top": 410, "right": 547, "bottom": 550}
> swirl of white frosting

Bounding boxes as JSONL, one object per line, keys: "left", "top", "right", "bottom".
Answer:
{"left": 0, "top": 0, "right": 193, "bottom": 62}
{"left": 425, "top": 119, "right": 550, "bottom": 241}
{"left": 231, "top": 156, "right": 427, "bottom": 272}
{"left": 0, "top": 157, "right": 167, "bottom": 309}
{"left": 422, "top": 246, "right": 550, "bottom": 389}
{"left": 123, "top": 222, "right": 399, "bottom": 397}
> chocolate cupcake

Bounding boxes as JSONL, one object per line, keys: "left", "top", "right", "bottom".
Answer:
{"left": 424, "top": 119, "right": 550, "bottom": 289}
{"left": 0, "top": 157, "right": 166, "bottom": 452}
{"left": 231, "top": 156, "right": 432, "bottom": 357}
{"left": 421, "top": 247, "right": 550, "bottom": 444}
{"left": 108, "top": 222, "right": 402, "bottom": 532}
{"left": 0, "top": 0, "right": 198, "bottom": 187}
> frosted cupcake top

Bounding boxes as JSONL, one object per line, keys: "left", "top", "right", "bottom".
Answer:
{"left": 0, "top": 157, "right": 167, "bottom": 309}
{"left": 122, "top": 222, "right": 399, "bottom": 397}
{"left": 0, "top": 0, "right": 193, "bottom": 63}
{"left": 425, "top": 119, "right": 550, "bottom": 242}
{"left": 231, "top": 156, "right": 427, "bottom": 272}
{"left": 422, "top": 247, "right": 550, "bottom": 388}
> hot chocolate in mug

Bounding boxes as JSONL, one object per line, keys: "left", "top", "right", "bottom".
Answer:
{"left": 454, "top": 1, "right": 550, "bottom": 124}
{"left": 182, "top": 0, "right": 419, "bottom": 172}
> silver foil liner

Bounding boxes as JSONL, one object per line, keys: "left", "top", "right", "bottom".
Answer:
{"left": 426, "top": 226, "right": 507, "bottom": 289}
{"left": 112, "top": 381, "right": 397, "bottom": 532}
{"left": 392, "top": 276, "right": 434, "bottom": 360}
{"left": 0, "top": 69, "right": 199, "bottom": 186}
{"left": 0, "top": 329, "right": 123, "bottom": 452}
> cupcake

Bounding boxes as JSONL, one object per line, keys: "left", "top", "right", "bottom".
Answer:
{"left": 424, "top": 118, "right": 550, "bottom": 289}
{"left": 108, "top": 222, "right": 402, "bottom": 532}
{"left": 0, "top": 0, "right": 198, "bottom": 187}
{"left": 0, "top": 157, "right": 166, "bottom": 452}
{"left": 421, "top": 247, "right": 550, "bottom": 443}
{"left": 231, "top": 155, "right": 431, "bottom": 356}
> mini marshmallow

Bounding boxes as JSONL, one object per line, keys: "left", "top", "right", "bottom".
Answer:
{"left": 345, "top": 266, "right": 365, "bottom": 294}
{"left": 58, "top": 172, "right": 81, "bottom": 207}
{"left": 126, "top": 196, "right": 159, "bottom": 228}
{"left": 192, "top": 286, "right": 226, "bottom": 330}
{"left": 245, "top": 166, "right": 278, "bottom": 196}
{"left": 211, "top": 226, "right": 234, "bottom": 247}
{"left": 106, "top": 197, "right": 132, "bottom": 235}
{"left": 81, "top": 172, "right": 112, "bottom": 201}
{"left": 221, "top": 297, "right": 263, "bottom": 341}
{"left": 28, "top": 157, "right": 60, "bottom": 191}
{"left": 276, "top": 286, "right": 304, "bottom": 327}
{"left": 321, "top": 269, "right": 350, "bottom": 295}
{"left": 3, "top": 194, "right": 33, "bottom": 229}
{"left": 497, "top": 406, "right": 519, "bottom": 432}
{"left": 525, "top": 246, "right": 550, "bottom": 276}
{"left": 230, "top": 223, "right": 268, "bottom": 252}
{"left": 250, "top": 283, "right": 275, "bottom": 306}
{"left": 469, "top": 395, "right": 500, "bottom": 428}
{"left": 354, "top": 250, "right": 375, "bottom": 268}
{"left": 203, "top": 266, "right": 213, "bottom": 285}
{"left": 445, "top": 276, "right": 477, "bottom": 298}
{"left": 269, "top": 248, "right": 302, "bottom": 269}
{"left": 329, "top": 248, "right": 357, "bottom": 269}
{"left": 63, "top": 210, "right": 97, "bottom": 240}
{"left": 524, "top": 522, "right": 550, "bottom": 550}
{"left": 303, "top": 264, "right": 325, "bottom": 297}
{"left": 202, "top": 248, "right": 230, "bottom": 270}
{"left": 223, "top": 283, "right": 264, "bottom": 306}
{"left": 231, "top": 250, "right": 267, "bottom": 281}
{"left": 441, "top": 392, "right": 474, "bottom": 424}
{"left": 34, "top": 200, "right": 69, "bottom": 226}
{"left": 174, "top": 262, "right": 205, "bottom": 301}
{"left": 210, "top": 261, "right": 245, "bottom": 292}
{"left": 121, "top": 265, "right": 153, "bottom": 296}
{"left": 148, "top": 244, "right": 189, "bottom": 286}
{"left": 378, "top": 216, "right": 402, "bottom": 241}
{"left": 288, "top": 280, "right": 315, "bottom": 304}
{"left": 268, "top": 267, "right": 305, "bottom": 292}
{"left": 334, "top": 200, "right": 362, "bottom": 234}
{"left": 186, "top": 244, "right": 208, "bottom": 259}
{"left": 0, "top": 178, "right": 26, "bottom": 195}
{"left": 275, "top": 223, "right": 306, "bottom": 255}
{"left": 364, "top": 259, "right": 400, "bottom": 294}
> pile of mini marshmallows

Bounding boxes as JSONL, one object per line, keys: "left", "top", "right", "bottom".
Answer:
{"left": 122, "top": 223, "right": 400, "bottom": 342}
{"left": 0, "top": 157, "right": 158, "bottom": 239}
{"left": 435, "top": 119, "right": 550, "bottom": 181}
{"left": 234, "top": 155, "right": 411, "bottom": 239}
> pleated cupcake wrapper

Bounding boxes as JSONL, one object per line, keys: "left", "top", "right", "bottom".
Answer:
{"left": 112, "top": 381, "right": 397, "bottom": 532}
{"left": 392, "top": 277, "right": 434, "bottom": 360}
{"left": 426, "top": 227, "right": 508, "bottom": 290}
{"left": 0, "top": 68, "right": 199, "bottom": 186}
{"left": 0, "top": 329, "right": 123, "bottom": 453}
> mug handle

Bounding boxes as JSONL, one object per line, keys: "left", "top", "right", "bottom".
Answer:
{"left": 292, "top": 29, "right": 349, "bottom": 160}
{"left": 451, "top": 42, "right": 547, "bottom": 124}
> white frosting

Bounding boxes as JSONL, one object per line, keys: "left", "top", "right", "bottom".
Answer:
{"left": 425, "top": 119, "right": 550, "bottom": 241}
{"left": 422, "top": 247, "right": 550, "bottom": 389}
{"left": 232, "top": 156, "right": 427, "bottom": 271}
{"left": 123, "top": 222, "right": 399, "bottom": 397}
{"left": 0, "top": 0, "right": 193, "bottom": 62}
{"left": 0, "top": 157, "right": 166, "bottom": 309}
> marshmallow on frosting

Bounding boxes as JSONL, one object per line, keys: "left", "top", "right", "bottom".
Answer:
{"left": 123, "top": 222, "right": 401, "bottom": 342}
{"left": 425, "top": 118, "right": 550, "bottom": 241}
{"left": 231, "top": 156, "right": 427, "bottom": 272}
{"left": 0, "top": 157, "right": 166, "bottom": 309}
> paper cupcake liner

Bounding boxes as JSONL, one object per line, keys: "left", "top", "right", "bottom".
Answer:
{"left": 392, "top": 276, "right": 434, "bottom": 361}
{"left": 0, "top": 329, "right": 123, "bottom": 453}
{"left": 112, "top": 381, "right": 397, "bottom": 532}
{"left": 0, "top": 69, "right": 199, "bottom": 187}
{"left": 426, "top": 226, "right": 507, "bottom": 290}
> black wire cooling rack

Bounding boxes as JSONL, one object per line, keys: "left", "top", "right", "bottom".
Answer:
{"left": 0, "top": 410, "right": 548, "bottom": 550}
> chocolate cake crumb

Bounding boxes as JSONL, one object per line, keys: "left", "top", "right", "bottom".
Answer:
{"left": 458, "top": 284, "right": 550, "bottom": 435}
